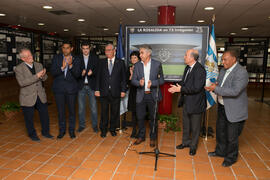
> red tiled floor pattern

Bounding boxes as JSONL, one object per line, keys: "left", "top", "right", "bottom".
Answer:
{"left": 0, "top": 92, "right": 270, "bottom": 180}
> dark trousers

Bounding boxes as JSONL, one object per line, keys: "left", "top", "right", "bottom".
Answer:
{"left": 215, "top": 104, "right": 245, "bottom": 163}
{"left": 131, "top": 111, "right": 137, "bottom": 132}
{"left": 21, "top": 96, "right": 50, "bottom": 137}
{"left": 54, "top": 93, "right": 77, "bottom": 133}
{"left": 136, "top": 94, "right": 157, "bottom": 140}
{"left": 100, "top": 91, "right": 120, "bottom": 132}
{"left": 182, "top": 106, "right": 202, "bottom": 149}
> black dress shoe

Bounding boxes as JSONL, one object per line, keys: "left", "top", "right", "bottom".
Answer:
{"left": 133, "top": 138, "right": 145, "bottom": 145}
{"left": 77, "top": 127, "right": 85, "bottom": 133}
{"left": 130, "top": 130, "right": 137, "bottom": 138}
{"left": 57, "top": 132, "right": 65, "bottom": 139}
{"left": 222, "top": 160, "right": 235, "bottom": 167}
{"left": 93, "top": 127, "right": 98, "bottom": 133}
{"left": 208, "top": 151, "right": 224, "bottom": 157}
{"left": 42, "top": 134, "right": 54, "bottom": 139}
{"left": 110, "top": 131, "right": 117, "bottom": 137}
{"left": 176, "top": 144, "right": 189, "bottom": 149}
{"left": 189, "top": 148, "right": 196, "bottom": 156}
{"left": 30, "top": 135, "right": 40, "bottom": 142}
{"left": 69, "top": 131, "right": 76, "bottom": 139}
{"left": 150, "top": 140, "right": 155, "bottom": 147}
{"left": 100, "top": 131, "right": 107, "bottom": 138}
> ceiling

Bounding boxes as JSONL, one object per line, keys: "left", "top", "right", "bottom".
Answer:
{"left": 0, "top": 0, "right": 269, "bottom": 37}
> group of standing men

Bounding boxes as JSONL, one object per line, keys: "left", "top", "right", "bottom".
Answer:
{"left": 14, "top": 39, "right": 248, "bottom": 167}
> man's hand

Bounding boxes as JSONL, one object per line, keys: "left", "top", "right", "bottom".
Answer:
{"left": 88, "top": 69, "right": 93, "bottom": 76}
{"left": 147, "top": 80, "right": 151, "bottom": 89}
{"left": 95, "top": 91, "right": 100, "bottom": 97}
{"left": 82, "top": 69, "right": 86, "bottom": 76}
{"left": 168, "top": 83, "right": 181, "bottom": 93}
{"left": 121, "top": 92, "right": 126, "bottom": 98}
{"left": 36, "top": 69, "right": 45, "bottom": 78}
{"left": 139, "top": 77, "right": 145, "bottom": 87}
{"left": 42, "top": 68, "right": 46, "bottom": 76}
{"left": 205, "top": 83, "right": 217, "bottom": 91}
{"left": 62, "top": 59, "right": 67, "bottom": 69}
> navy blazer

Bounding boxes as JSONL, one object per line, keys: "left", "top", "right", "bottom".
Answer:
{"left": 95, "top": 58, "right": 127, "bottom": 98}
{"left": 178, "top": 61, "right": 206, "bottom": 114}
{"left": 131, "top": 59, "right": 164, "bottom": 103}
{"left": 78, "top": 54, "right": 99, "bottom": 90}
{"left": 50, "top": 54, "right": 81, "bottom": 94}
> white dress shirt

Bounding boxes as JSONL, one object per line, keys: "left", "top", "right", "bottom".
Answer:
{"left": 142, "top": 59, "right": 151, "bottom": 91}
{"left": 83, "top": 55, "right": 89, "bottom": 84}
{"left": 218, "top": 62, "right": 237, "bottom": 105}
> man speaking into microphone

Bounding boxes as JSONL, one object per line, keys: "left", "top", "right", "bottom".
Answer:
{"left": 131, "top": 44, "right": 164, "bottom": 147}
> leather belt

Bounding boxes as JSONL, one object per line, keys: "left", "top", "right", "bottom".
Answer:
{"left": 145, "top": 91, "right": 151, "bottom": 94}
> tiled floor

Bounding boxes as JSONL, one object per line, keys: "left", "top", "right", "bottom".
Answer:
{"left": 0, "top": 94, "right": 270, "bottom": 179}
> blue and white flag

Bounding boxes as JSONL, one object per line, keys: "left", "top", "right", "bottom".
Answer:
{"left": 205, "top": 24, "right": 219, "bottom": 110}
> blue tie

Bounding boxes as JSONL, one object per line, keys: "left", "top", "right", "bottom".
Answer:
{"left": 109, "top": 60, "right": 113, "bottom": 75}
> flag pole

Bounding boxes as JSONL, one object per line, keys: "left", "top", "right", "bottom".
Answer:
{"left": 118, "top": 19, "right": 123, "bottom": 134}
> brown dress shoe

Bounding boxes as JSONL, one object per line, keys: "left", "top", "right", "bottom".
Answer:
{"left": 150, "top": 140, "right": 155, "bottom": 147}
{"left": 133, "top": 138, "right": 145, "bottom": 145}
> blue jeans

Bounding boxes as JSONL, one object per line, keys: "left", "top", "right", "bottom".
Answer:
{"left": 78, "top": 85, "right": 98, "bottom": 129}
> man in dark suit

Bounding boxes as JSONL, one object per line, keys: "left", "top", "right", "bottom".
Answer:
{"left": 131, "top": 44, "right": 164, "bottom": 147}
{"left": 169, "top": 49, "right": 206, "bottom": 156}
{"left": 95, "top": 43, "right": 126, "bottom": 138}
{"left": 205, "top": 50, "right": 248, "bottom": 167}
{"left": 77, "top": 41, "right": 99, "bottom": 133}
{"left": 15, "top": 48, "right": 53, "bottom": 141}
{"left": 51, "top": 41, "right": 81, "bottom": 139}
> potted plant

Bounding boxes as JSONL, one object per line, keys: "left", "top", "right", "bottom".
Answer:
{"left": 158, "top": 114, "right": 181, "bottom": 132}
{"left": 1, "top": 102, "right": 21, "bottom": 120}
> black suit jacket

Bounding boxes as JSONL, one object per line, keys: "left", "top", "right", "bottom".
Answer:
{"left": 78, "top": 54, "right": 99, "bottom": 90}
{"left": 50, "top": 54, "right": 81, "bottom": 94}
{"left": 178, "top": 61, "right": 206, "bottom": 114}
{"left": 96, "top": 58, "right": 126, "bottom": 98}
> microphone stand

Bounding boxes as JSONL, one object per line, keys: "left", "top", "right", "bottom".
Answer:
{"left": 139, "top": 74, "right": 176, "bottom": 171}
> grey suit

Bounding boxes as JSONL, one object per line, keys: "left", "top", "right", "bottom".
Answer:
{"left": 213, "top": 63, "right": 248, "bottom": 163}
{"left": 131, "top": 59, "right": 164, "bottom": 140}
{"left": 15, "top": 62, "right": 50, "bottom": 138}
{"left": 15, "top": 62, "right": 47, "bottom": 107}
{"left": 215, "top": 63, "right": 248, "bottom": 122}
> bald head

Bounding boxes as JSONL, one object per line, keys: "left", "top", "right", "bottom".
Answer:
{"left": 184, "top": 49, "right": 199, "bottom": 66}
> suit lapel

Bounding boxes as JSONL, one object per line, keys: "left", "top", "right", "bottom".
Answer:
{"left": 23, "top": 63, "right": 34, "bottom": 77}
{"left": 150, "top": 60, "right": 154, "bottom": 80}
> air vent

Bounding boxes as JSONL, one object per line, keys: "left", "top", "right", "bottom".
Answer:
{"left": 49, "top": 10, "right": 72, "bottom": 15}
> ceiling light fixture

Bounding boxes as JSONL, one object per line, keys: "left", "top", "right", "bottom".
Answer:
{"left": 43, "top": 5, "right": 53, "bottom": 9}
{"left": 204, "top": 7, "right": 214, "bottom": 11}
{"left": 139, "top": 20, "right": 146, "bottom": 23}
{"left": 241, "top": 27, "right": 248, "bottom": 31}
{"left": 230, "top": 32, "right": 236, "bottom": 35}
{"left": 64, "top": 29, "right": 69, "bottom": 32}
{"left": 115, "top": 33, "right": 119, "bottom": 35}
{"left": 38, "top": 23, "right": 45, "bottom": 26}
{"left": 0, "top": 13, "right": 6, "bottom": 16}
{"left": 78, "top": 19, "right": 85, "bottom": 22}
{"left": 197, "top": 20, "right": 205, "bottom": 23}
{"left": 81, "top": 33, "right": 86, "bottom": 36}
{"left": 103, "top": 28, "right": 109, "bottom": 31}
{"left": 126, "top": 8, "right": 135, "bottom": 12}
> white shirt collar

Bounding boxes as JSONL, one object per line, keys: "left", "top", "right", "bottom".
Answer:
{"left": 189, "top": 61, "right": 196, "bottom": 69}
{"left": 226, "top": 62, "right": 237, "bottom": 73}
{"left": 108, "top": 56, "right": 115, "bottom": 64}
{"left": 25, "top": 62, "right": 33, "bottom": 68}
{"left": 83, "top": 54, "right": 89, "bottom": 59}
